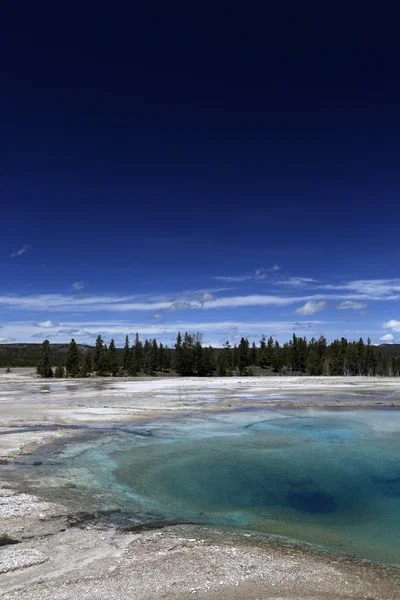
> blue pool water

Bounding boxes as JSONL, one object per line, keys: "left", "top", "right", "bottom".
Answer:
{"left": 8, "top": 408, "right": 400, "bottom": 566}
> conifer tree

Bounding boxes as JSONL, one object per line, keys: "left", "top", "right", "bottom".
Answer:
{"left": 158, "top": 343, "right": 171, "bottom": 372}
{"left": 174, "top": 332, "right": 183, "bottom": 374}
{"left": 250, "top": 342, "right": 257, "bottom": 366}
{"left": 108, "top": 339, "right": 119, "bottom": 376}
{"left": 54, "top": 364, "right": 65, "bottom": 378}
{"left": 181, "top": 332, "right": 196, "bottom": 375}
{"left": 97, "top": 342, "right": 110, "bottom": 376}
{"left": 122, "top": 335, "right": 130, "bottom": 372}
{"left": 65, "top": 339, "right": 80, "bottom": 377}
{"left": 129, "top": 333, "right": 143, "bottom": 375}
{"left": 80, "top": 351, "right": 92, "bottom": 377}
{"left": 266, "top": 336, "right": 274, "bottom": 366}
{"left": 129, "top": 348, "right": 139, "bottom": 376}
{"left": 151, "top": 339, "right": 159, "bottom": 372}
{"left": 238, "top": 337, "right": 249, "bottom": 376}
{"left": 94, "top": 335, "right": 104, "bottom": 372}
{"left": 223, "top": 341, "right": 232, "bottom": 369}
{"left": 37, "top": 340, "right": 53, "bottom": 378}
{"left": 194, "top": 337, "right": 203, "bottom": 375}
{"left": 306, "top": 347, "right": 323, "bottom": 375}
{"left": 217, "top": 350, "right": 227, "bottom": 376}
{"left": 202, "top": 346, "right": 215, "bottom": 376}
{"left": 365, "top": 338, "right": 377, "bottom": 376}
{"left": 232, "top": 344, "right": 239, "bottom": 370}
{"left": 391, "top": 355, "right": 398, "bottom": 377}
{"left": 259, "top": 335, "right": 267, "bottom": 368}
{"left": 272, "top": 341, "right": 282, "bottom": 373}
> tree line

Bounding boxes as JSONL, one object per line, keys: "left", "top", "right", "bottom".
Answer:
{"left": 36, "top": 332, "right": 400, "bottom": 378}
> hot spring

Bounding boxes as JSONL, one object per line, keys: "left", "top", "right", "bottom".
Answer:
{"left": 6, "top": 407, "right": 400, "bottom": 566}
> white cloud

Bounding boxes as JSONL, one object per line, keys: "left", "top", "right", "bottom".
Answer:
{"left": 0, "top": 283, "right": 397, "bottom": 315}
{"left": 295, "top": 300, "right": 327, "bottom": 315}
{"left": 72, "top": 281, "right": 85, "bottom": 291}
{"left": 213, "top": 266, "right": 280, "bottom": 283}
{"left": 0, "top": 292, "right": 312, "bottom": 312}
{"left": 11, "top": 244, "right": 30, "bottom": 258}
{"left": 382, "top": 320, "right": 400, "bottom": 332}
{"left": 58, "top": 328, "right": 94, "bottom": 337}
{"left": 35, "top": 320, "right": 60, "bottom": 328}
{"left": 322, "top": 279, "right": 400, "bottom": 298}
{"left": 0, "top": 319, "right": 329, "bottom": 340}
{"left": 279, "top": 277, "right": 317, "bottom": 287}
{"left": 213, "top": 274, "right": 255, "bottom": 283}
{"left": 336, "top": 301, "right": 368, "bottom": 310}
{"left": 0, "top": 337, "right": 16, "bottom": 343}
{"left": 379, "top": 333, "right": 394, "bottom": 343}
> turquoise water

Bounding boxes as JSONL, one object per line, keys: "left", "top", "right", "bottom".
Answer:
{"left": 7, "top": 408, "right": 400, "bottom": 566}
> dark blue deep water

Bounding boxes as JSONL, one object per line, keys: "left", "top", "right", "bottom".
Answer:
{"left": 9, "top": 408, "right": 400, "bottom": 566}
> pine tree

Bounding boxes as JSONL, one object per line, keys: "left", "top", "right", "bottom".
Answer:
{"left": 216, "top": 350, "right": 227, "bottom": 376}
{"left": 108, "top": 339, "right": 119, "bottom": 376}
{"left": 37, "top": 340, "right": 53, "bottom": 378}
{"left": 151, "top": 339, "right": 159, "bottom": 372}
{"left": 129, "top": 333, "right": 142, "bottom": 376}
{"left": 266, "top": 336, "right": 274, "bottom": 367}
{"left": 122, "top": 335, "right": 130, "bottom": 372}
{"left": 194, "top": 337, "right": 204, "bottom": 375}
{"left": 160, "top": 345, "right": 171, "bottom": 372}
{"left": 391, "top": 355, "right": 398, "bottom": 377}
{"left": 65, "top": 339, "right": 80, "bottom": 377}
{"left": 180, "top": 333, "right": 195, "bottom": 375}
{"left": 142, "top": 340, "right": 152, "bottom": 374}
{"left": 203, "top": 346, "right": 215, "bottom": 376}
{"left": 306, "top": 347, "right": 322, "bottom": 375}
{"left": 272, "top": 341, "right": 282, "bottom": 373}
{"left": 173, "top": 332, "right": 183, "bottom": 374}
{"left": 80, "top": 351, "right": 92, "bottom": 377}
{"left": 238, "top": 337, "right": 249, "bottom": 376}
{"left": 259, "top": 335, "right": 267, "bottom": 368}
{"left": 250, "top": 342, "right": 257, "bottom": 366}
{"left": 232, "top": 344, "right": 239, "bottom": 370}
{"left": 97, "top": 342, "right": 110, "bottom": 376}
{"left": 54, "top": 364, "right": 65, "bottom": 378}
{"left": 223, "top": 341, "right": 232, "bottom": 369}
{"left": 94, "top": 335, "right": 104, "bottom": 372}
{"left": 365, "top": 338, "right": 377, "bottom": 376}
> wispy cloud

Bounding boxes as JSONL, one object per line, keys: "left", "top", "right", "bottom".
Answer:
{"left": 336, "top": 301, "right": 368, "bottom": 310}
{"left": 213, "top": 274, "right": 254, "bottom": 283}
{"left": 11, "top": 244, "right": 30, "bottom": 258}
{"left": 72, "top": 281, "right": 85, "bottom": 291}
{"left": 0, "top": 280, "right": 397, "bottom": 316}
{"left": 213, "top": 266, "right": 281, "bottom": 283}
{"left": 279, "top": 277, "right": 317, "bottom": 287}
{"left": 0, "top": 291, "right": 310, "bottom": 313}
{"left": 0, "top": 319, "right": 330, "bottom": 342}
{"left": 322, "top": 279, "right": 400, "bottom": 298}
{"left": 295, "top": 300, "right": 327, "bottom": 315}
{"left": 58, "top": 328, "right": 95, "bottom": 337}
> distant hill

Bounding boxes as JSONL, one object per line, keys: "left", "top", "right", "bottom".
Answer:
{"left": 378, "top": 344, "right": 400, "bottom": 357}
{"left": 0, "top": 343, "right": 94, "bottom": 367}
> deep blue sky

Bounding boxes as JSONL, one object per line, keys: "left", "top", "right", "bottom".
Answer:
{"left": 1, "top": 4, "right": 399, "bottom": 345}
